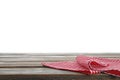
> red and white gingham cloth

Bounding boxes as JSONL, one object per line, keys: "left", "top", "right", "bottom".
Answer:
{"left": 42, "top": 55, "right": 120, "bottom": 77}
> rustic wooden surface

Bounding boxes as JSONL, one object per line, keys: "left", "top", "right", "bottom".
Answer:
{"left": 0, "top": 53, "right": 120, "bottom": 80}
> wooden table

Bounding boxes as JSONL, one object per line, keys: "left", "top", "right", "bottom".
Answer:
{"left": 0, "top": 53, "right": 120, "bottom": 80}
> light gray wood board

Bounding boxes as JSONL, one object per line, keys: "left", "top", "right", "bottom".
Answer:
{"left": 0, "top": 68, "right": 84, "bottom": 75}
{"left": 0, "top": 53, "right": 120, "bottom": 57}
{"left": 0, "top": 68, "right": 119, "bottom": 80}
{"left": 0, "top": 55, "right": 120, "bottom": 62}
{"left": 0, "top": 56, "right": 120, "bottom": 68}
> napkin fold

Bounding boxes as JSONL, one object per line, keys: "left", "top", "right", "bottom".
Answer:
{"left": 42, "top": 55, "right": 120, "bottom": 77}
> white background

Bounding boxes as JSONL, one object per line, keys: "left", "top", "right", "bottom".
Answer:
{"left": 0, "top": 0, "right": 120, "bottom": 54}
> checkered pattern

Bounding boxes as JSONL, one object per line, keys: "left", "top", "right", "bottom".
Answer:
{"left": 42, "top": 55, "right": 120, "bottom": 77}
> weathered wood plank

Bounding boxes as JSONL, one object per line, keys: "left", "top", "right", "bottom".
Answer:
{"left": 0, "top": 56, "right": 75, "bottom": 61}
{"left": 0, "top": 53, "right": 120, "bottom": 57}
{"left": 0, "top": 75, "right": 119, "bottom": 80}
{"left": 0, "top": 68, "right": 81, "bottom": 75}
{"left": 0, "top": 62, "right": 42, "bottom": 68}
{"left": 0, "top": 68, "right": 116, "bottom": 78}
{"left": 0, "top": 53, "right": 120, "bottom": 80}
{"left": 0, "top": 56, "right": 119, "bottom": 62}
{"left": 0, "top": 55, "right": 119, "bottom": 68}
{"left": 0, "top": 55, "right": 120, "bottom": 68}
{"left": 0, "top": 68, "right": 119, "bottom": 80}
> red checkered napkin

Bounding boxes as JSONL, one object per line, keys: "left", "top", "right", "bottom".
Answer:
{"left": 42, "top": 55, "right": 120, "bottom": 77}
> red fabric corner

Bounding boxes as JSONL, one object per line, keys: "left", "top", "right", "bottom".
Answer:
{"left": 42, "top": 55, "right": 120, "bottom": 77}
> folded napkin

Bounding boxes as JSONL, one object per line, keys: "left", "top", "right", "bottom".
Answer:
{"left": 42, "top": 55, "right": 120, "bottom": 77}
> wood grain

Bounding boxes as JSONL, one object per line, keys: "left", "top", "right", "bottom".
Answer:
{"left": 0, "top": 55, "right": 119, "bottom": 68}
{"left": 0, "top": 68, "right": 81, "bottom": 75}
{"left": 0, "top": 68, "right": 119, "bottom": 80}
{"left": 0, "top": 53, "right": 120, "bottom": 56}
{"left": 0, "top": 56, "right": 75, "bottom": 61}
{"left": 0, "top": 75, "right": 119, "bottom": 80}
{"left": 0, "top": 53, "right": 120, "bottom": 80}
